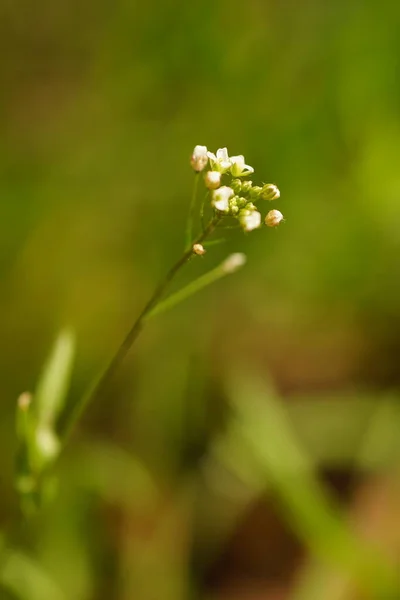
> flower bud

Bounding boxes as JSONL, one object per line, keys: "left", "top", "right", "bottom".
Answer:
{"left": 221, "top": 253, "right": 247, "bottom": 273}
{"left": 232, "top": 195, "right": 247, "bottom": 209}
{"left": 204, "top": 170, "right": 221, "bottom": 190}
{"left": 231, "top": 179, "right": 242, "bottom": 194}
{"left": 239, "top": 209, "right": 261, "bottom": 232}
{"left": 193, "top": 243, "right": 206, "bottom": 255}
{"left": 212, "top": 186, "right": 233, "bottom": 213}
{"left": 191, "top": 145, "right": 208, "bottom": 172}
{"left": 249, "top": 185, "right": 262, "bottom": 200}
{"left": 262, "top": 183, "right": 280, "bottom": 201}
{"left": 265, "top": 209, "right": 284, "bottom": 227}
{"left": 241, "top": 180, "right": 253, "bottom": 194}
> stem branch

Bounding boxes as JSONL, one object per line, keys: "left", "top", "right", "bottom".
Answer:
{"left": 185, "top": 173, "right": 200, "bottom": 250}
{"left": 61, "top": 217, "right": 219, "bottom": 441}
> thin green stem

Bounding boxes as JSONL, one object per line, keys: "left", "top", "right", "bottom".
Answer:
{"left": 200, "top": 191, "right": 209, "bottom": 233}
{"left": 185, "top": 173, "right": 200, "bottom": 250}
{"left": 60, "top": 217, "right": 220, "bottom": 442}
{"left": 145, "top": 258, "right": 235, "bottom": 320}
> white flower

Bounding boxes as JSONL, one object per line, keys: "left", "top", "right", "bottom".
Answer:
{"left": 207, "top": 147, "right": 231, "bottom": 173}
{"left": 230, "top": 155, "right": 254, "bottom": 177}
{"left": 212, "top": 186, "right": 233, "bottom": 212}
{"left": 204, "top": 170, "right": 222, "bottom": 190}
{"left": 265, "top": 209, "right": 284, "bottom": 227}
{"left": 221, "top": 253, "right": 247, "bottom": 273}
{"left": 239, "top": 209, "right": 261, "bottom": 232}
{"left": 191, "top": 145, "right": 208, "bottom": 172}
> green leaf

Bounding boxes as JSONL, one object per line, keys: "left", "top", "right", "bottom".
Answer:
{"left": 34, "top": 328, "right": 75, "bottom": 430}
{"left": 0, "top": 547, "right": 65, "bottom": 600}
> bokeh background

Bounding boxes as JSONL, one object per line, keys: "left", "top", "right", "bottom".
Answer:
{"left": 1, "top": 0, "right": 400, "bottom": 598}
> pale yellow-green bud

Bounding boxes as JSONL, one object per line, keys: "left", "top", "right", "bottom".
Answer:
{"left": 265, "top": 209, "right": 284, "bottom": 227}
{"left": 191, "top": 145, "right": 208, "bottom": 172}
{"left": 262, "top": 183, "right": 280, "bottom": 201}
{"left": 204, "top": 170, "right": 221, "bottom": 190}
{"left": 240, "top": 180, "right": 253, "bottom": 194}
{"left": 231, "top": 179, "right": 242, "bottom": 194}
{"left": 193, "top": 243, "right": 206, "bottom": 255}
{"left": 249, "top": 185, "right": 262, "bottom": 200}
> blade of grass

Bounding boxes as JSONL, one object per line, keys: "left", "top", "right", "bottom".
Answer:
{"left": 34, "top": 329, "right": 75, "bottom": 429}
{"left": 228, "top": 375, "right": 399, "bottom": 599}
{"left": 0, "top": 546, "right": 65, "bottom": 600}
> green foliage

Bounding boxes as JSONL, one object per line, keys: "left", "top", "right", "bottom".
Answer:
{"left": 1, "top": 0, "right": 400, "bottom": 598}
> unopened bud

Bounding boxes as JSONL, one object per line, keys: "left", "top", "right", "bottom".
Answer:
{"left": 204, "top": 170, "right": 221, "bottom": 190}
{"left": 193, "top": 243, "right": 206, "bottom": 255}
{"left": 191, "top": 145, "right": 208, "bottom": 172}
{"left": 241, "top": 180, "right": 253, "bottom": 194}
{"left": 262, "top": 183, "right": 280, "bottom": 201}
{"left": 229, "top": 196, "right": 247, "bottom": 208}
{"left": 265, "top": 209, "right": 284, "bottom": 227}
{"left": 249, "top": 185, "right": 262, "bottom": 200}
{"left": 221, "top": 253, "right": 247, "bottom": 274}
{"left": 231, "top": 179, "right": 242, "bottom": 194}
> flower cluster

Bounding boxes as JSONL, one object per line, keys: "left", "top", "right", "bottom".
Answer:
{"left": 191, "top": 146, "right": 284, "bottom": 232}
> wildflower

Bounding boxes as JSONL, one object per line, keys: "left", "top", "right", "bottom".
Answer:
{"left": 265, "top": 209, "right": 284, "bottom": 227}
{"left": 204, "top": 170, "right": 221, "bottom": 190}
{"left": 191, "top": 145, "right": 208, "bottom": 172}
{"left": 207, "top": 148, "right": 231, "bottom": 173}
{"left": 230, "top": 155, "right": 254, "bottom": 177}
{"left": 262, "top": 183, "right": 280, "bottom": 201}
{"left": 193, "top": 243, "right": 206, "bottom": 255}
{"left": 212, "top": 186, "right": 234, "bottom": 213}
{"left": 239, "top": 209, "right": 261, "bottom": 232}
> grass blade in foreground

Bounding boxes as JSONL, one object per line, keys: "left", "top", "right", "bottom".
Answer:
{"left": 227, "top": 375, "right": 399, "bottom": 599}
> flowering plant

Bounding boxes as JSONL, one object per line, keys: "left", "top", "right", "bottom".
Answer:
{"left": 15, "top": 144, "right": 284, "bottom": 511}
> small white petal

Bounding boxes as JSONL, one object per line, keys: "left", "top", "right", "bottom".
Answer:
{"left": 212, "top": 186, "right": 233, "bottom": 212}
{"left": 242, "top": 164, "right": 254, "bottom": 175}
{"left": 241, "top": 210, "right": 261, "bottom": 231}
{"left": 216, "top": 148, "right": 229, "bottom": 161}
{"left": 230, "top": 155, "right": 254, "bottom": 177}
{"left": 214, "top": 198, "right": 229, "bottom": 211}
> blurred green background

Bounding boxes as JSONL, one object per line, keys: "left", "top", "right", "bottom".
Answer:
{"left": 1, "top": 0, "right": 400, "bottom": 598}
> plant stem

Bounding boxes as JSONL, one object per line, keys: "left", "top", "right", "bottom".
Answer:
{"left": 145, "top": 256, "right": 233, "bottom": 320}
{"left": 185, "top": 173, "right": 200, "bottom": 250}
{"left": 61, "top": 217, "right": 219, "bottom": 441}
